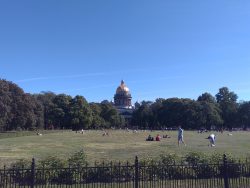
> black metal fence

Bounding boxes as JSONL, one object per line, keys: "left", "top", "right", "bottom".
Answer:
{"left": 0, "top": 155, "right": 250, "bottom": 188}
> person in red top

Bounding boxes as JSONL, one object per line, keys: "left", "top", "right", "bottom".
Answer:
{"left": 156, "top": 134, "right": 161, "bottom": 141}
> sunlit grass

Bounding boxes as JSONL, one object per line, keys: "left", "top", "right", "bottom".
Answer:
{"left": 0, "top": 130, "right": 250, "bottom": 166}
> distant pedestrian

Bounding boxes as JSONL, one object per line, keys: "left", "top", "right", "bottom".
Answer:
{"left": 178, "top": 125, "right": 186, "bottom": 146}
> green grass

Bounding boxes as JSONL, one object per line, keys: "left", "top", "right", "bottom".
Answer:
{"left": 0, "top": 130, "right": 64, "bottom": 139}
{"left": 0, "top": 130, "right": 250, "bottom": 166}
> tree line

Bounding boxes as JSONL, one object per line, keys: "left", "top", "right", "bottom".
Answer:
{"left": 0, "top": 79, "right": 124, "bottom": 131}
{"left": 132, "top": 88, "right": 250, "bottom": 130}
{"left": 1, "top": 79, "right": 250, "bottom": 131}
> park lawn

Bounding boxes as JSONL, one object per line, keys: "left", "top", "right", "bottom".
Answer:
{"left": 0, "top": 130, "right": 250, "bottom": 166}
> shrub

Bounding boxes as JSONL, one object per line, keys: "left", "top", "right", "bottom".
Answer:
{"left": 185, "top": 152, "right": 209, "bottom": 165}
{"left": 68, "top": 149, "right": 88, "bottom": 168}
{"left": 37, "top": 156, "right": 67, "bottom": 185}
{"left": 184, "top": 152, "right": 220, "bottom": 179}
{"left": 8, "top": 159, "right": 33, "bottom": 186}
{"left": 10, "top": 159, "right": 31, "bottom": 169}
{"left": 160, "top": 153, "right": 180, "bottom": 165}
{"left": 38, "top": 156, "right": 66, "bottom": 169}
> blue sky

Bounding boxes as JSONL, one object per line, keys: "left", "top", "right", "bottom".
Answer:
{"left": 1, "top": 1, "right": 250, "bottom": 103}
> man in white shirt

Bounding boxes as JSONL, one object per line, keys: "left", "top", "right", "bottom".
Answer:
{"left": 178, "top": 126, "right": 186, "bottom": 146}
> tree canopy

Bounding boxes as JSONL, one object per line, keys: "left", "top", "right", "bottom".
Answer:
{"left": 0, "top": 79, "right": 249, "bottom": 131}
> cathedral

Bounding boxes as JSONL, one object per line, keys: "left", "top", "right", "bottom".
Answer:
{"left": 114, "top": 80, "right": 134, "bottom": 119}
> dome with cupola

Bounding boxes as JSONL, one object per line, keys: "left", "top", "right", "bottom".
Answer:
{"left": 114, "top": 80, "right": 132, "bottom": 108}
{"left": 116, "top": 80, "right": 131, "bottom": 95}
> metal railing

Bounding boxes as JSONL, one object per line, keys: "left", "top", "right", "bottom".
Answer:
{"left": 0, "top": 154, "right": 250, "bottom": 188}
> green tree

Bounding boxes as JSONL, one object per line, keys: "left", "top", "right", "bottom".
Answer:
{"left": 198, "top": 93, "right": 223, "bottom": 129}
{"left": 215, "top": 87, "right": 238, "bottom": 128}
{"left": 132, "top": 103, "right": 154, "bottom": 129}
{"left": 89, "top": 103, "right": 106, "bottom": 129}
{"left": 69, "top": 95, "right": 93, "bottom": 130}
{"left": 158, "top": 98, "right": 186, "bottom": 129}
{"left": 52, "top": 94, "right": 72, "bottom": 129}
{"left": 0, "top": 79, "right": 43, "bottom": 130}
{"left": 238, "top": 101, "right": 250, "bottom": 129}
{"left": 100, "top": 103, "right": 125, "bottom": 128}
{"left": 34, "top": 92, "right": 56, "bottom": 129}
{"left": 198, "top": 92, "right": 216, "bottom": 103}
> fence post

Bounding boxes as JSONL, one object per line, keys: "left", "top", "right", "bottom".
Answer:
{"left": 223, "top": 154, "right": 229, "bottom": 188}
{"left": 31, "top": 158, "right": 35, "bottom": 188}
{"left": 135, "top": 156, "right": 139, "bottom": 188}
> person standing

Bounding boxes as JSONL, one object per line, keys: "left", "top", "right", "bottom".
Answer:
{"left": 178, "top": 125, "right": 186, "bottom": 146}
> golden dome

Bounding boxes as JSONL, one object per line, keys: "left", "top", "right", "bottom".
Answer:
{"left": 116, "top": 80, "right": 130, "bottom": 94}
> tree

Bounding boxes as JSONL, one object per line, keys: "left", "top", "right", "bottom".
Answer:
{"left": 197, "top": 93, "right": 223, "bottom": 129}
{"left": 238, "top": 101, "right": 250, "bottom": 129}
{"left": 69, "top": 95, "right": 93, "bottom": 130}
{"left": 157, "top": 98, "right": 186, "bottom": 129}
{"left": 89, "top": 103, "right": 106, "bottom": 129}
{"left": 52, "top": 94, "right": 72, "bottom": 129}
{"left": 198, "top": 92, "right": 216, "bottom": 103}
{"left": 132, "top": 103, "right": 154, "bottom": 129}
{"left": 215, "top": 87, "right": 238, "bottom": 128}
{"left": 0, "top": 79, "right": 43, "bottom": 130}
{"left": 34, "top": 92, "right": 56, "bottom": 129}
{"left": 100, "top": 103, "right": 125, "bottom": 128}
{"left": 150, "top": 98, "right": 165, "bottom": 129}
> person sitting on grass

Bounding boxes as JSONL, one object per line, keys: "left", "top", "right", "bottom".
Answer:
{"left": 102, "top": 130, "right": 109, "bottom": 136}
{"left": 163, "top": 134, "right": 171, "bottom": 138}
{"left": 146, "top": 134, "right": 154, "bottom": 141}
{"left": 156, "top": 134, "right": 161, "bottom": 141}
{"left": 36, "top": 132, "right": 42, "bottom": 136}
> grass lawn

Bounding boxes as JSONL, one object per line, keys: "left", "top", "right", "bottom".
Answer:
{"left": 0, "top": 130, "right": 250, "bottom": 166}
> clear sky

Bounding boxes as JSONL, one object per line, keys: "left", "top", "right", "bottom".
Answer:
{"left": 1, "top": 1, "right": 250, "bottom": 103}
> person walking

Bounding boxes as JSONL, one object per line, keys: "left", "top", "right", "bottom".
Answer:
{"left": 178, "top": 125, "right": 186, "bottom": 146}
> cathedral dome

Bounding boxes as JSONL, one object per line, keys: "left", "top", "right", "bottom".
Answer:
{"left": 116, "top": 80, "right": 130, "bottom": 95}
{"left": 114, "top": 80, "right": 132, "bottom": 109}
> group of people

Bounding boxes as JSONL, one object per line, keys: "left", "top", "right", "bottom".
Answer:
{"left": 146, "top": 125, "right": 217, "bottom": 147}
{"left": 178, "top": 126, "right": 216, "bottom": 147}
{"left": 146, "top": 134, "right": 161, "bottom": 141}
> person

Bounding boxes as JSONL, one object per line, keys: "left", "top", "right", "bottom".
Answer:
{"left": 163, "top": 134, "right": 171, "bottom": 138}
{"left": 178, "top": 125, "right": 186, "bottom": 146}
{"left": 207, "top": 134, "right": 216, "bottom": 147}
{"left": 102, "top": 130, "right": 109, "bottom": 136}
{"left": 155, "top": 134, "right": 161, "bottom": 141}
{"left": 36, "top": 132, "right": 42, "bottom": 136}
{"left": 146, "top": 134, "right": 154, "bottom": 141}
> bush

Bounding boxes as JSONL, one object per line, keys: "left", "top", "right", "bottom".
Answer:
{"left": 160, "top": 153, "right": 180, "bottom": 165}
{"left": 51, "top": 169, "right": 75, "bottom": 185}
{"left": 184, "top": 152, "right": 220, "bottom": 179}
{"left": 8, "top": 159, "right": 33, "bottom": 186}
{"left": 10, "top": 159, "right": 31, "bottom": 169}
{"left": 38, "top": 156, "right": 66, "bottom": 169}
{"left": 185, "top": 152, "right": 209, "bottom": 165}
{"left": 36, "top": 156, "right": 67, "bottom": 185}
{"left": 68, "top": 149, "right": 88, "bottom": 168}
